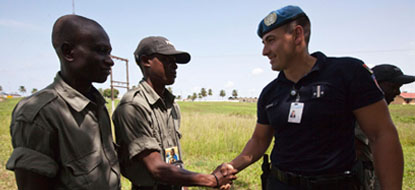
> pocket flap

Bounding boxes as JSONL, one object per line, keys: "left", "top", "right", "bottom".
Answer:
{"left": 66, "top": 150, "right": 102, "bottom": 176}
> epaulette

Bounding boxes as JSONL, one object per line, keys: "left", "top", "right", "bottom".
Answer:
{"left": 118, "top": 87, "right": 142, "bottom": 105}
{"left": 14, "top": 89, "right": 58, "bottom": 123}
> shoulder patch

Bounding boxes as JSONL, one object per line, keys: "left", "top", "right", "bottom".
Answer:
{"left": 15, "top": 89, "right": 57, "bottom": 122}
{"left": 362, "top": 64, "right": 374, "bottom": 74}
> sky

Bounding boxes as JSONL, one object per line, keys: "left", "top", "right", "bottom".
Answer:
{"left": 1, "top": 0, "right": 415, "bottom": 99}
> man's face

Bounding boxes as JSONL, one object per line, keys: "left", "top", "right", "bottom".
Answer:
{"left": 148, "top": 54, "right": 178, "bottom": 86}
{"left": 261, "top": 25, "right": 295, "bottom": 71}
{"left": 379, "top": 81, "right": 402, "bottom": 104}
{"left": 71, "top": 27, "right": 114, "bottom": 83}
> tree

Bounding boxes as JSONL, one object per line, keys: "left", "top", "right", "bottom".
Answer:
{"left": 200, "top": 88, "right": 207, "bottom": 99}
{"left": 191, "top": 93, "right": 197, "bottom": 101}
{"left": 0, "top": 85, "right": 2, "bottom": 92}
{"left": 219, "top": 90, "right": 226, "bottom": 99}
{"left": 176, "top": 95, "right": 182, "bottom": 100}
{"left": 198, "top": 93, "right": 202, "bottom": 99}
{"left": 103, "top": 88, "right": 119, "bottom": 99}
{"left": 208, "top": 89, "right": 212, "bottom": 96}
{"left": 19, "top": 86, "right": 26, "bottom": 95}
{"left": 31, "top": 88, "right": 38, "bottom": 94}
{"left": 232, "top": 89, "right": 238, "bottom": 99}
{"left": 187, "top": 95, "right": 191, "bottom": 100}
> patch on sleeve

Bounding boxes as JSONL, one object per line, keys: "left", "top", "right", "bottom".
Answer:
{"left": 362, "top": 64, "right": 374, "bottom": 74}
{"left": 372, "top": 74, "right": 383, "bottom": 93}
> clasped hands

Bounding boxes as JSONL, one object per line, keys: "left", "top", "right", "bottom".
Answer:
{"left": 211, "top": 163, "right": 237, "bottom": 190}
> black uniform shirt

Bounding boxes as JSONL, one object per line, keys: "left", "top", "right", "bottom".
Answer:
{"left": 257, "top": 52, "right": 383, "bottom": 175}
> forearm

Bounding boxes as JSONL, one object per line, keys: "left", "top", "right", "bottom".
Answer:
{"left": 151, "top": 165, "right": 216, "bottom": 187}
{"left": 230, "top": 136, "right": 270, "bottom": 172}
{"left": 15, "top": 168, "right": 54, "bottom": 190}
{"left": 371, "top": 128, "right": 403, "bottom": 190}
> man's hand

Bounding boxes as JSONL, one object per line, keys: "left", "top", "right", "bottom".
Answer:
{"left": 212, "top": 163, "right": 237, "bottom": 190}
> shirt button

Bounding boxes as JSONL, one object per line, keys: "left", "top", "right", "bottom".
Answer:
{"left": 290, "top": 90, "right": 297, "bottom": 96}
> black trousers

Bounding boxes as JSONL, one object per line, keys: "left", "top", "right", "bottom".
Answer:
{"left": 266, "top": 172, "right": 359, "bottom": 190}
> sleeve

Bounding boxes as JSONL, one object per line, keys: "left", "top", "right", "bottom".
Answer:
{"left": 257, "top": 92, "right": 270, "bottom": 125}
{"left": 6, "top": 119, "right": 59, "bottom": 178}
{"left": 112, "top": 103, "right": 161, "bottom": 160}
{"left": 348, "top": 63, "right": 384, "bottom": 111}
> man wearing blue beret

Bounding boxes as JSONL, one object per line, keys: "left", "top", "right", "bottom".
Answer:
{"left": 218, "top": 5, "right": 403, "bottom": 190}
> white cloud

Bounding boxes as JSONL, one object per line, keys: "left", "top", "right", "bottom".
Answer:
{"left": 251, "top": 68, "right": 264, "bottom": 75}
{"left": 225, "top": 81, "right": 234, "bottom": 88}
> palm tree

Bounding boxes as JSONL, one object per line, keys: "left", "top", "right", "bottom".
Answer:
{"left": 31, "top": 88, "right": 38, "bottom": 94}
{"left": 219, "top": 90, "right": 226, "bottom": 99}
{"left": 200, "top": 88, "right": 207, "bottom": 99}
{"left": 232, "top": 89, "right": 238, "bottom": 99}
{"left": 19, "top": 86, "right": 26, "bottom": 95}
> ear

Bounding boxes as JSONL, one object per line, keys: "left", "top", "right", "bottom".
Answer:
{"left": 140, "top": 55, "right": 152, "bottom": 68}
{"left": 61, "top": 42, "right": 75, "bottom": 62}
{"left": 293, "top": 25, "right": 304, "bottom": 45}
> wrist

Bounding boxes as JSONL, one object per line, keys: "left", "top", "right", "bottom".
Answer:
{"left": 211, "top": 173, "right": 219, "bottom": 188}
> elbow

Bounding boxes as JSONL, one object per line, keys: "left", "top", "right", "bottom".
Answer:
{"left": 148, "top": 165, "right": 172, "bottom": 181}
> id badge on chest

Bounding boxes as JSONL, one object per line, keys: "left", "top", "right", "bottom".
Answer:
{"left": 288, "top": 102, "right": 304, "bottom": 123}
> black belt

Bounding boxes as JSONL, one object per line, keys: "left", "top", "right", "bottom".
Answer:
{"left": 271, "top": 166, "right": 358, "bottom": 189}
{"left": 132, "top": 184, "right": 181, "bottom": 190}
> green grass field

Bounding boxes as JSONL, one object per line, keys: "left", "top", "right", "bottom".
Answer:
{"left": 0, "top": 99, "right": 414, "bottom": 189}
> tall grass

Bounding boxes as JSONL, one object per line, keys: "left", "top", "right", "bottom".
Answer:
{"left": 0, "top": 98, "right": 19, "bottom": 189}
{"left": 0, "top": 100, "right": 414, "bottom": 189}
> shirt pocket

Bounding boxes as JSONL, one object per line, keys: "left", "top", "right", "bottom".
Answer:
{"left": 66, "top": 149, "right": 102, "bottom": 176}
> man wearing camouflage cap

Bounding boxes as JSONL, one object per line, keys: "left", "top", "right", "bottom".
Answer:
{"left": 218, "top": 5, "right": 403, "bottom": 190}
{"left": 112, "top": 36, "right": 236, "bottom": 190}
{"left": 355, "top": 64, "right": 414, "bottom": 190}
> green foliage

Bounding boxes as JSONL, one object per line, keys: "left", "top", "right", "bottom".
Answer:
{"left": 18, "top": 86, "right": 26, "bottom": 94}
{"left": 200, "top": 88, "right": 207, "bottom": 98}
{"left": 232, "top": 89, "right": 238, "bottom": 98}
{"left": 103, "top": 88, "right": 119, "bottom": 99}
{"left": 219, "top": 90, "right": 226, "bottom": 98}
{"left": 31, "top": 88, "right": 38, "bottom": 94}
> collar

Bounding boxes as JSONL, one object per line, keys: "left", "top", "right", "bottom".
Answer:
{"left": 53, "top": 73, "right": 105, "bottom": 112}
{"left": 139, "top": 79, "right": 175, "bottom": 106}
{"left": 276, "top": 51, "right": 327, "bottom": 84}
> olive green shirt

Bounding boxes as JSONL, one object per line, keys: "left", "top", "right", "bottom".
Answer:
{"left": 355, "top": 123, "right": 379, "bottom": 190}
{"left": 6, "top": 73, "right": 120, "bottom": 190}
{"left": 113, "top": 80, "right": 182, "bottom": 187}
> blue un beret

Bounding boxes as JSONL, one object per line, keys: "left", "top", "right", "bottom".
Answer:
{"left": 257, "top": 5, "right": 307, "bottom": 38}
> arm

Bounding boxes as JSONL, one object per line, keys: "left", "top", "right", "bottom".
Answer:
{"left": 229, "top": 123, "right": 274, "bottom": 172}
{"left": 137, "top": 149, "right": 236, "bottom": 187}
{"left": 353, "top": 99, "right": 403, "bottom": 190}
{"left": 15, "top": 168, "right": 54, "bottom": 190}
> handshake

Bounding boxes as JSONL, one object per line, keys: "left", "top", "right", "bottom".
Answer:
{"left": 210, "top": 163, "right": 238, "bottom": 190}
